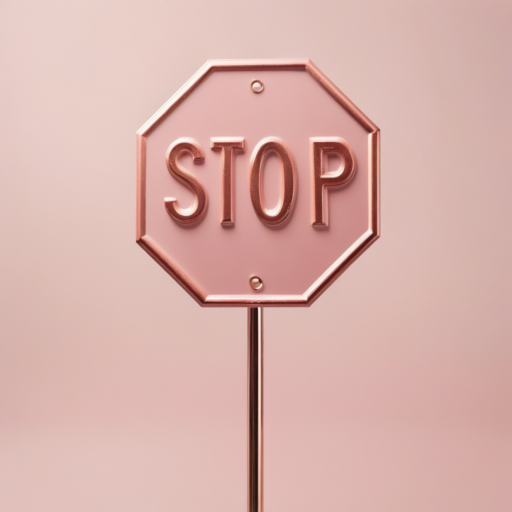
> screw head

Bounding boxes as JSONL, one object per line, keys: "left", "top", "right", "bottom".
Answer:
{"left": 251, "top": 79, "right": 264, "bottom": 93}
{"left": 250, "top": 276, "right": 263, "bottom": 291}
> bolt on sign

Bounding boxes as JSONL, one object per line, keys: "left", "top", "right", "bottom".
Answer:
{"left": 137, "top": 59, "right": 379, "bottom": 306}
{"left": 136, "top": 59, "right": 379, "bottom": 512}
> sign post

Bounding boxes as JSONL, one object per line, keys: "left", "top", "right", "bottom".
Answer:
{"left": 248, "top": 307, "right": 263, "bottom": 512}
{"left": 136, "top": 59, "right": 379, "bottom": 511}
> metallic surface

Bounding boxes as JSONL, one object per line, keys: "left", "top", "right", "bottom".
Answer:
{"left": 249, "top": 137, "right": 296, "bottom": 227}
{"left": 251, "top": 79, "right": 264, "bottom": 93}
{"left": 248, "top": 307, "right": 263, "bottom": 512}
{"left": 310, "top": 137, "right": 356, "bottom": 227}
{"left": 164, "top": 138, "right": 208, "bottom": 225}
{"left": 250, "top": 276, "right": 263, "bottom": 291}
{"left": 137, "top": 59, "right": 380, "bottom": 306}
{"left": 211, "top": 137, "right": 245, "bottom": 226}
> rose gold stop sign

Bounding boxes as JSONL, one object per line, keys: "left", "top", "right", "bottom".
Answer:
{"left": 137, "top": 59, "right": 379, "bottom": 306}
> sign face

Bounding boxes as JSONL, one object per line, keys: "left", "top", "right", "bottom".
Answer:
{"left": 137, "top": 59, "right": 379, "bottom": 306}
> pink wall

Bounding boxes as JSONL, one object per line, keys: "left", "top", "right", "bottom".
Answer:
{"left": 1, "top": 1, "right": 511, "bottom": 511}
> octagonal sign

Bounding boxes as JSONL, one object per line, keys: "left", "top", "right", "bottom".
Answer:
{"left": 137, "top": 59, "right": 379, "bottom": 306}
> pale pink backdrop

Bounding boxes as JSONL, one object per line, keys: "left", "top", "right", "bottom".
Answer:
{"left": 1, "top": 1, "right": 511, "bottom": 511}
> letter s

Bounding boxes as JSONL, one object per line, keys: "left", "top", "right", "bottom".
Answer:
{"left": 164, "top": 138, "right": 208, "bottom": 225}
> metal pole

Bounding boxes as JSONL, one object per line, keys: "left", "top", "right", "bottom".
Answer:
{"left": 248, "top": 307, "right": 263, "bottom": 512}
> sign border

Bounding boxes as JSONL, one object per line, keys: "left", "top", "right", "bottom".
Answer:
{"left": 136, "top": 59, "right": 380, "bottom": 307}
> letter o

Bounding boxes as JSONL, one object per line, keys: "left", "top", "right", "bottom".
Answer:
{"left": 249, "top": 137, "right": 297, "bottom": 227}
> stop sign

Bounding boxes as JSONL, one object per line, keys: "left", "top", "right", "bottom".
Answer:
{"left": 136, "top": 59, "right": 379, "bottom": 306}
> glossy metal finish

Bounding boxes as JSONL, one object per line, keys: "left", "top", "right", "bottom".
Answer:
{"left": 248, "top": 307, "right": 263, "bottom": 512}
{"left": 250, "top": 79, "right": 264, "bottom": 93}
{"left": 137, "top": 59, "right": 380, "bottom": 306}
{"left": 249, "top": 137, "right": 296, "bottom": 227}
{"left": 211, "top": 137, "right": 245, "bottom": 227}
{"left": 164, "top": 138, "right": 208, "bottom": 225}
{"left": 250, "top": 276, "right": 263, "bottom": 291}
{"left": 310, "top": 137, "right": 356, "bottom": 227}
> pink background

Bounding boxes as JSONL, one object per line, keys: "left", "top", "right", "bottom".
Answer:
{"left": 1, "top": 1, "right": 511, "bottom": 511}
